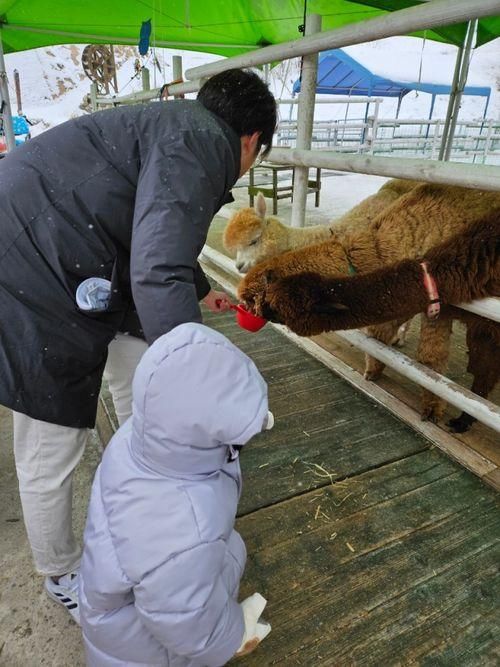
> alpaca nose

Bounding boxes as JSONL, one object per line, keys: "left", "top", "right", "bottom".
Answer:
{"left": 236, "top": 262, "right": 247, "bottom": 274}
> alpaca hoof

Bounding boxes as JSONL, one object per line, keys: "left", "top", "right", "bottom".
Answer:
{"left": 447, "top": 414, "right": 474, "bottom": 433}
{"left": 420, "top": 407, "right": 440, "bottom": 424}
{"left": 364, "top": 369, "right": 383, "bottom": 382}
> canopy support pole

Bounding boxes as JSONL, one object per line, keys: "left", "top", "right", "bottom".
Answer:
{"left": 291, "top": 13, "right": 321, "bottom": 228}
{"left": 438, "top": 19, "right": 477, "bottom": 161}
{"left": 0, "top": 29, "right": 15, "bottom": 152}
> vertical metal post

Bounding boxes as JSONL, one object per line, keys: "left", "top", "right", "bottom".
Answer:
{"left": 0, "top": 30, "right": 16, "bottom": 152}
{"left": 290, "top": 13, "right": 321, "bottom": 228}
{"left": 438, "top": 20, "right": 476, "bottom": 161}
{"left": 13, "top": 69, "right": 22, "bottom": 115}
{"left": 443, "top": 19, "right": 477, "bottom": 161}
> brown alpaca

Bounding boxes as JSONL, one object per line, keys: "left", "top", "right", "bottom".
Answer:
{"left": 238, "top": 183, "right": 500, "bottom": 422}
{"left": 239, "top": 213, "right": 500, "bottom": 433}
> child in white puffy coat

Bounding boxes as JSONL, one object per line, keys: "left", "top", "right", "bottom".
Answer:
{"left": 79, "top": 322, "right": 273, "bottom": 666}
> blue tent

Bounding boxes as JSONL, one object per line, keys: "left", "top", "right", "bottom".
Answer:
{"left": 292, "top": 49, "right": 491, "bottom": 119}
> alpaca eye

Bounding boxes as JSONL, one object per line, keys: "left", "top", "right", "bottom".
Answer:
{"left": 249, "top": 238, "right": 259, "bottom": 246}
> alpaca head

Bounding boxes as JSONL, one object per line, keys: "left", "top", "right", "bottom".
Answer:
{"left": 223, "top": 193, "right": 288, "bottom": 273}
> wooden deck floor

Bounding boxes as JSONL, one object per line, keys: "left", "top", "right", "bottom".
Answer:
{"left": 191, "top": 311, "right": 499, "bottom": 666}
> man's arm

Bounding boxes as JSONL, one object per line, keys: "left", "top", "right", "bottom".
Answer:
{"left": 130, "top": 132, "right": 229, "bottom": 343}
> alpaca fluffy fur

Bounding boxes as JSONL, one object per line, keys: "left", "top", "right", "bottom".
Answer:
{"left": 223, "top": 179, "right": 418, "bottom": 274}
{"left": 238, "top": 183, "right": 500, "bottom": 423}
{"left": 242, "top": 213, "right": 500, "bottom": 432}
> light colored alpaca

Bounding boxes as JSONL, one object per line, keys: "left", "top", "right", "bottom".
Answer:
{"left": 223, "top": 179, "right": 418, "bottom": 274}
{"left": 238, "top": 182, "right": 500, "bottom": 422}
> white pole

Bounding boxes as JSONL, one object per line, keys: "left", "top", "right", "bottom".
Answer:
{"left": 0, "top": 30, "right": 15, "bottom": 152}
{"left": 337, "top": 330, "right": 500, "bottom": 432}
{"left": 291, "top": 14, "right": 321, "bottom": 228}
{"left": 268, "top": 147, "right": 500, "bottom": 192}
{"left": 172, "top": 55, "right": 183, "bottom": 99}
{"left": 185, "top": 0, "right": 500, "bottom": 80}
{"left": 172, "top": 55, "right": 182, "bottom": 80}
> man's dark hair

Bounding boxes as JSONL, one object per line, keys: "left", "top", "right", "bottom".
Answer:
{"left": 197, "top": 69, "right": 277, "bottom": 157}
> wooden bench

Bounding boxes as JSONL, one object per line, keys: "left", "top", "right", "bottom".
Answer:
{"left": 248, "top": 163, "right": 321, "bottom": 214}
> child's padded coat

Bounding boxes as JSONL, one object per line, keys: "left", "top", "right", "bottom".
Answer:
{"left": 79, "top": 323, "right": 268, "bottom": 666}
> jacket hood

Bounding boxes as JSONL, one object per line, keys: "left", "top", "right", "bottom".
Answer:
{"left": 130, "top": 322, "right": 268, "bottom": 475}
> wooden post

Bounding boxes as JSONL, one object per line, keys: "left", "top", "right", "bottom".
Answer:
{"left": 172, "top": 55, "right": 184, "bottom": 98}
{"left": 90, "top": 82, "right": 98, "bottom": 112}
{"left": 109, "top": 45, "right": 119, "bottom": 94}
{"left": 290, "top": 13, "right": 321, "bottom": 228}
{"left": 142, "top": 67, "right": 150, "bottom": 92}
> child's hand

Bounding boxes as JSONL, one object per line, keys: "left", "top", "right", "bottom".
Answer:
{"left": 235, "top": 593, "right": 271, "bottom": 657}
{"left": 203, "top": 289, "right": 233, "bottom": 312}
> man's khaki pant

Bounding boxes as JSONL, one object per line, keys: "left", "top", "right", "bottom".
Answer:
{"left": 13, "top": 333, "right": 148, "bottom": 576}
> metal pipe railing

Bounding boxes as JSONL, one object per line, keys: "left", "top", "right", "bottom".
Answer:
{"left": 267, "top": 147, "right": 500, "bottom": 191}
{"left": 185, "top": 0, "right": 500, "bottom": 80}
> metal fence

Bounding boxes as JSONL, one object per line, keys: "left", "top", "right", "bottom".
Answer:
{"left": 276, "top": 116, "right": 500, "bottom": 164}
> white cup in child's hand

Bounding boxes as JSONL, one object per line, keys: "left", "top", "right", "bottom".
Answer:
{"left": 235, "top": 593, "right": 272, "bottom": 657}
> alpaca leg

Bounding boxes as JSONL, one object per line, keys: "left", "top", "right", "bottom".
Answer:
{"left": 363, "top": 321, "right": 402, "bottom": 381}
{"left": 448, "top": 325, "right": 500, "bottom": 433}
{"left": 417, "top": 315, "right": 453, "bottom": 423}
{"left": 393, "top": 318, "right": 412, "bottom": 348}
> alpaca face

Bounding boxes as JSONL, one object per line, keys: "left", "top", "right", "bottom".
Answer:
{"left": 223, "top": 194, "right": 279, "bottom": 273}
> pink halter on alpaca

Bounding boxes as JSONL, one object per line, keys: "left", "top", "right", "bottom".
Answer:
{"left": 420, "top": 261, "right": 441, "bottom": 320}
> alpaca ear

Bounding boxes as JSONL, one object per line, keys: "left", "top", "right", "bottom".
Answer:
{"left": 255, "top": 192, "right": 267, "bottom": 220}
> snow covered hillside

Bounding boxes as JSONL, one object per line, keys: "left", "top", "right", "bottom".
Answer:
{"left": 4, "top": 36, "right": 500, "bottom": 137}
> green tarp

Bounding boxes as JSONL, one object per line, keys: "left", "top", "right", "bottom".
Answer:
{"left": 0, "top": 1, "right": 499, "bottom": 56}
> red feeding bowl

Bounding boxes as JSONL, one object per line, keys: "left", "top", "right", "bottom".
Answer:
{"left": 231, "top": 304, "right": 267, "bottom": 332}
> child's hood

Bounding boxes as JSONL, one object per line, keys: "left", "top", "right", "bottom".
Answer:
{"left": 130, "top": 322, "right": 268, "bottom": 475}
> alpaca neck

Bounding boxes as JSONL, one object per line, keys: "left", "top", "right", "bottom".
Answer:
{"left": 334, "top": 227, "right": 381, "bottom": 274}
{"left": 286, "top": 224, "right": 331, "bottom": 249}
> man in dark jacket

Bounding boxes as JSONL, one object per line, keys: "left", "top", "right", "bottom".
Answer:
{"left": 0, "top": 67, "right": 276, "bottom": 621}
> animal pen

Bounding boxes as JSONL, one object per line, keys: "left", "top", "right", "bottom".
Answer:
{"left": 1, "top": 0, "right": 500, "bottom": 664}
{"left": 91, "top": 0, "right": 500, "bottom": 480}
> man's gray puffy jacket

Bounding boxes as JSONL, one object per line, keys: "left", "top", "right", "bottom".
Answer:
{"left": 80, "top": 323, "right": 268, "bottom": 666}
{"left": 0, "top": 100, "right": 239, "bottom": 427}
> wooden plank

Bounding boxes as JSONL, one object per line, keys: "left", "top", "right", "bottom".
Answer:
{"left": 234, "top": 452, "right": 500, "bottom": 666}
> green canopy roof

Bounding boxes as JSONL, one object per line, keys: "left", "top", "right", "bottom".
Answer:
{"left": 1, "top": 1, "right": 499, "bottom": 55}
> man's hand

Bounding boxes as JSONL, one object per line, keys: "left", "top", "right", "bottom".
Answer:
{"left": 202, "top": 289, "right": 233, "bottom": 313}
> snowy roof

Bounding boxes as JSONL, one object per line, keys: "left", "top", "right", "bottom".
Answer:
{"left": 292, "top": 48, "right": 491, "bottom": 100}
